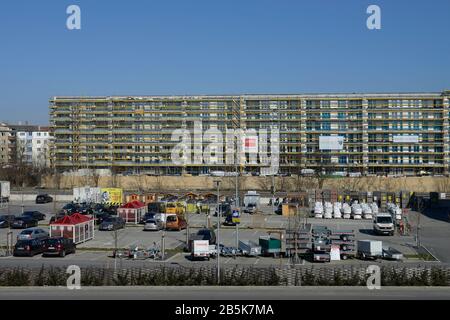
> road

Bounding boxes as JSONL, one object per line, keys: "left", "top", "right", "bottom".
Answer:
{"left": 0, "top": 286, "right": 449, "bottom": 300}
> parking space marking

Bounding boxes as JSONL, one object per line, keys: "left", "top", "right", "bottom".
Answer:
{"left": 254, "top": 258, "right": 259, "bottom": 265}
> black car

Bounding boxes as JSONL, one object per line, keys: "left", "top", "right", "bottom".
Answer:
{"left": 13, "top": 239, "right": 45, "bottom": 257}
{"left": 11, "top": 216, "right": 38, "bottom": 229}
{"left": 23, "top": 211, "right": 46, "bottom": 221}
{"left": 99, "top": 216, "right": 125, "bottom": 231}
{"left": 42, "top": 237, "right": 76, "bottom": 257}
{"left": 61, "top": 203, "right": 80, "bottom": 215}
{"left": 0, "top": 214, "right": 15, "bottom": 228}
{"left": 196, "top": 228, "right": 217, "bottom": 245}
{"left": 139, "top": 212, "right": 156, "bottom": 224}
{"left": 36, "top": 194, "right": 53, "bottom": 204}
{"left": 77, "top": 203, "right": 93, "bottom": 215}
{"left": 49, "top": 213, "right": 71, "bottom": 224}
{"left": 94, "top": 212, "right": 111, "bottom": 225}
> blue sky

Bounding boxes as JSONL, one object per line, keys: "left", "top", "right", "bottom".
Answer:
{"left": 0, "top": 0, "right": 449, "bottom": 124}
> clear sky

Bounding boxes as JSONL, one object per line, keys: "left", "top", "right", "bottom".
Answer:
{"left": 0, "top": 0, "right": 449, "bottom": 125}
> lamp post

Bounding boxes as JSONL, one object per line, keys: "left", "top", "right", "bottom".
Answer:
{"left": 214, "top": 179, "right": 221, "bottom": 285}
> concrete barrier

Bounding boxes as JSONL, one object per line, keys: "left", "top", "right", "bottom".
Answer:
{"left": 9, "top": 194, "right": 73, "bottom": 202}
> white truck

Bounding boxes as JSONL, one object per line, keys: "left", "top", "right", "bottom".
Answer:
{"left": 0, "top": 181, "right": 10, "bottom": 202}
{"left": 191, "top": 240, "right": 216, "bottom": 261}
{"left": 243, "top": 191, "right": 260, "bottom": 214}
{"left": 373, "top": 213, "right": 395, "bottom": 236}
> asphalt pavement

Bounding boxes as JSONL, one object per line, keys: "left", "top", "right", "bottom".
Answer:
{"left": 0, "top": 286, "right": 449, "bottom": 300}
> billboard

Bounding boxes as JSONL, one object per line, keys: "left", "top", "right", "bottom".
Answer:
{"left": 393, "top": 135, "right": 419, "bottom": 143}
{"left": 100, "top": 188, "right": 124, "bottom": 205}
{"left": 319, "top": 136, "right": 344, "bottom": 150}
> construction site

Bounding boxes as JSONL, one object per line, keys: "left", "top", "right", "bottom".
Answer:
{"left": 50, "top": 91, "right": 450, "bottom": 177}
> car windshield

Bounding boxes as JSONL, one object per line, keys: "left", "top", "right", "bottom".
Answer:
{"left": 377, "top": 216, "right": 393, "bottom": 223}
{"left": 21, "top": 230, "right": 33, "bottom": 235}
{"left": 146, "top": 220, "right": 156, "bottom": 224}
{"left": 198, "top": 230, "right": 210, "bottom": 236}
{"left": 167, "top": 216, "right": 177, "bottom": 222}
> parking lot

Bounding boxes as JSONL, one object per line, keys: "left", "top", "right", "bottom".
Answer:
{"left": 0, "top": 200, "right": 448, "bottom": 266}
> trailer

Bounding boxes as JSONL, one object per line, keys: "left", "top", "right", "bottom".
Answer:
{"left": 192, "top": 240, "right": 212, "bottom": 261}
{"left": 357, "top": 240, "right": 383, "bottom": 260}
{"left": 382, "top": 246, "right": 403, "bottom": 261}
{"left": 239, "top": 240, "right": 262, "bottom": 257}
{"left": 259, "top": 236, "right": 284, "bottom": 257}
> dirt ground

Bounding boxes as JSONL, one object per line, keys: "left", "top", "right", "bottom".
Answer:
{"left": 41, "top": 174, "right": 450, "bottom": 193}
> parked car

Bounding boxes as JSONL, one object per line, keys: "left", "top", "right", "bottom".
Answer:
{"left": 77, "top": 203, "right": 93, "bottom": 215}
{"left": 42, "top": 237, "right": 76, "bottom": 257}
{"left": 99, "top": 216, "right": 125, "bottom": 231}
{"left": 243, "top": 203, "right": 257, "bottom": 214}
{"left": 196, "top": 228, "right": 216, "bottom": 245}
{"left": 94, "top": 212, "right": 111, "bottom": 225}
{"left": 13, "top": 239, "right": 45, "bottom": 257}
{"left": 17, "top": 227, "right": 49, "bottom": 241}
{"left": 139, "top": 213, "right": 156, "bottom": 224}
{"left": 61, "top": 203, "right": 80, "bottom": 215}
{"left": 0, "top": 214, "right": 15, "bottom": 228}
{"left": 49, "top": 213, "right": 69, "bottom": 224}
{"left": 36, "top": 194, "right": 53, "bottom": 204}
{"left": 143, "top": 219, "right": 163, "bottom": 231}
{"left": 11, "top": 216, "right": 38, "bottom": 229}
{"left": 22, "top": 211, "right": 46, "bottom": 221}
{"left": 165, "top": 215, "right": 187, "bottom": 231}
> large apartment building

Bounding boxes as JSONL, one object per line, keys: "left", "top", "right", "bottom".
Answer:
{"left": 50, "top": 91, "right": 450, "bottom": 176}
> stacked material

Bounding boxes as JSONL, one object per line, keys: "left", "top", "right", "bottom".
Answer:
{"left": 314, "top": 201, "right": 324, "bottom": 219}
{"left": 342, "top": 203, "right": 351, "bottom": 219}
{"left": 351, "top": 201, "right": 362, "bottom": 220}
{"left": 387, "top": 202, "right": 402, "bottom": 220}
{"left": 324, "top": 202, "right": 333, "bottom": 219}
{"left": 333, "top": 202, "right": 342, "bottom": 219}
{"left": 370, "top": 202, "right": 379, "bottom": 215}
{"left": 361, "top": 203, "right": 373, "bottom": 220}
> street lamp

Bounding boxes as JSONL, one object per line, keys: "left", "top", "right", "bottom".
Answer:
{"left": 214, "top": 179, "right": 221, "bottom": 285}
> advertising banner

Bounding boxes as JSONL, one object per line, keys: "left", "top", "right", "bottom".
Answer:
{"left": 100, "top": 188, "right": 124, "bottom": 205}
{"left": 319, "top": 136, "right": 344, "bottom": 150}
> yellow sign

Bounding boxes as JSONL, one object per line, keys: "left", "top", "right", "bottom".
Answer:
{"left": 100, "top": 188, "right": 123, "bottom": 205}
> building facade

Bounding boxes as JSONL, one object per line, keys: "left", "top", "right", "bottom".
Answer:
{"left": 50, "top": 91, "right": 450, "bottom": 176}
{"left": 0, "top": 123, "right": 11, "bottom": 166}
{"left": 16, "top": 128, "right": 52, "bottom": 168}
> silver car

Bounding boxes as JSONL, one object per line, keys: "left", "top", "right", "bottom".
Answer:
{"left": 17, "top": 227, "right": 49, "bottom": 241}
{"left": 143, "top": 219, "right": 162, "bottom": 231}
